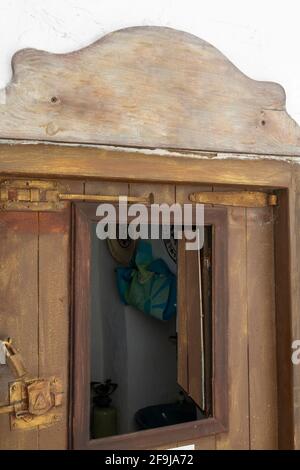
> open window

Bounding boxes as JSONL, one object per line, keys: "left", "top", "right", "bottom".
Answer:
{"left": 72, "top": 203, "right": 228, "bottom": 450}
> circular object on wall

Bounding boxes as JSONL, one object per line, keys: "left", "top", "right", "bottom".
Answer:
{"left": 163, "top": 226, "right": 177, "bottom": 264}
{"left": 107, "top": 237, "right": 136, "bottom": 265}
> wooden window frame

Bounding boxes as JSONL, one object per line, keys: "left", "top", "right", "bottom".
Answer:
{"left": 72, "top": 202, "right": 228, "bottom": 450}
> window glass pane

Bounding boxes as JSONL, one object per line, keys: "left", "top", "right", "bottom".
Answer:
{"left": 89, "top": 224, "right": 212, "bottom": 440}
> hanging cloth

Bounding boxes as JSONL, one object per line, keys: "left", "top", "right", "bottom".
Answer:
{"left": 116, "top": 240, "right": 177, "bottom": 321}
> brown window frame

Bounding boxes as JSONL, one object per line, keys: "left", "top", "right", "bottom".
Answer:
{"left": 71, "top": 202, "right": 228, "bottom": 450}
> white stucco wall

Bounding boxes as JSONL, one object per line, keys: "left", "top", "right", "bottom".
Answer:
{"left": 0, "top": 0, "right": 299, "bottom": 124}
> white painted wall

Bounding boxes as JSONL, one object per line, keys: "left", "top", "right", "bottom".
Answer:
{"left": 91, "top": 232, "right": 178, "bottom": 434}
{"left": 0, "top": 0, "right": 299, "bottom": 124}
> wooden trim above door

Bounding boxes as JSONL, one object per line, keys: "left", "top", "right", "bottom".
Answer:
{"left": 0, "top": 143, "right": 293, "bottom": 187}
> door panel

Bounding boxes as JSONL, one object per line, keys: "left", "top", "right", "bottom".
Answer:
{"left": 175, "top": 185, "right": 277, "bottom": 450}
{"left": 247, "top": 207, "right": 277, "bottom": 449}
{"left": 216, "top": 207, "right": 250, "bottom": 450}
{"left": 0, "top": 209, "right": 71, "bottom": 449}
{"left": 0, "top": 213, "right": 39, "bottom": 450}
{"left": 38, "top": 211, "right": 71, "bottom": 449}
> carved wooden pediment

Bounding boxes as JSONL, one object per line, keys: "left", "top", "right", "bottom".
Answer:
{"left": 0, "top": 26, "right": 299, "bottom": 156}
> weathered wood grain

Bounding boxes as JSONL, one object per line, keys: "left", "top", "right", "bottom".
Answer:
{"left": 186, "top": 246, "right": 205, "bottom": 409}
{"left": 0, "top": 27, "right": 299, "bottom": 155}
{"left": 38, "top": 209, "right": 71, "bottom": 450}
{"left": 0, "top": 213, "right": 39, "bottom": 449}
{"left": 177, "top": 237, "right": 189, "bottom": 394}
{"left": 247, "top": 207, "right": 278, "bottom": 449}
{"left": 216, "top": 207, "right": 250, "bottom": 450}
{"left": 289, "top": 170, "right": 300, "bottom": 449}
{"left": 273, "top": 190, "right": 294, "bottom": 449}
{"left": 0, "top": 144, "right": 293, "bottom": 188}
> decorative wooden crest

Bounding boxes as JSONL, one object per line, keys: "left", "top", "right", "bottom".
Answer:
{"left": 0, "top": 26, "right": 300, "bottom": 156}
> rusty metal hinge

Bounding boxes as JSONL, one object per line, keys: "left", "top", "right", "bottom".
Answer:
{"left": 0, "top": 179, "right": 154, "bottom": 211}
{"left": 0, "top": 180, "right": 67, "bottom": 211}
{"left": 189, "top": 191, "right": 277, "bottom": 208}
{"left": 0, "top": 339, "right": 63, "bottom": 430}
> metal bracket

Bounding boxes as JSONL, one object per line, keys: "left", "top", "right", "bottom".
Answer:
{"left": 0, "top": 339, "right": 63, "bottom": 430}
{"left": 0, "top": 179, "right": 67, "bottom": 211}
{"left": 8, "top": 377, "right": 63, "bottom": 430}
{"left": 189, "top": 191, "right": 277, "bottom": 207}
{"left": 0, "top": 179, "right": 154, "bottom": 210}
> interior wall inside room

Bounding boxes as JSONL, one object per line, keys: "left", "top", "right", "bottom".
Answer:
{"left": 91, "top": 228, "right": 179, "bottom": 434}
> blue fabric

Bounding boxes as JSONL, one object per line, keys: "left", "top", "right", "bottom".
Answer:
{"left": 116, "top": 240, "right": 177, "bottom": 321}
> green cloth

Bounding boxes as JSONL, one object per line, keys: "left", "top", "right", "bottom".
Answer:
{"left": 116, "top": 240, "right": 177, "bottom": 321}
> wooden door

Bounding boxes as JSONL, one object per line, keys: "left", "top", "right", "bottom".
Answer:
{"left": 172, "top": 201, "right": 278, "bottom": 450}
{"left": 0, "top": 209, "right": 71, "bottom": 449}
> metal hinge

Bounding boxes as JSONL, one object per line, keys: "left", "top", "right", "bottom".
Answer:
{"left": 0, "top": 179, "right": 154, "bottom": 211}
{"left": 189, "top": 191, "right": 277, "bottom": 207}
{"left": 0, "top": 339, "right": 63, "bottom": 430}
{"left": 0, "top": 180, "right": 67, "bottom": 211}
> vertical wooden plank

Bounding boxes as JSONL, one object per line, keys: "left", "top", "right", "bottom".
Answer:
{"left": 216, "top": 207, "right": 250, "bottom": 449}
{"left": 273, "top": 190, "right": 293, "bottom": 449}
{"left": 38, "top": 208, "right": 71, "bottom": 450}
{"left": 289, "top": 172, "right": 300, "bottom": 449}
{"left": 201, "top": 227, "right": 213, "bottom": 416}
{"left": 72, "top": 205, "right": 91, "bottom": 449}
{"left": 175, "top": 184, "right": 216, "bottom": 450}
{"left": 186, "top": 247, "right": 205, "bottom": 409}
{"left": 247, "top": 206, "right": 278, "bottom": 449}
{"left": 177, "top": 184, "right": 209, "bottom": 409}
{"left": 38, "top": 180, "right": 83, "bottom": 449}
{"left": 0, "top": 212, "right": 39, "bottom": 449}
{"left": 177, "top": 239, "right": 188, "bottom": 392}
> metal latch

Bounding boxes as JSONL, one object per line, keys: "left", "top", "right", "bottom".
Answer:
{"left": 0, "top": 339, "right": 63, "bottom": 430}
{"left": 189, "top": 191, "right": 277, "bottom": 208}
{"left": 0, "top": 179, "right": 154, "bottom": 210}
{"left": 0, "top": 180, "right": 67, "bottom": 211}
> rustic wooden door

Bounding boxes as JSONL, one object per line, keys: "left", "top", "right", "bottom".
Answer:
{"left": 169, "top": 187, "right": 278, "bottom": 450}
{"left": 214, "top": 205, "right": 278, "bottom": 450}
{"left": 0, "top": 209, "right": 70, "bottom": 449}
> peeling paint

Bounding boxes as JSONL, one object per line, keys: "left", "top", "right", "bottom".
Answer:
{"left": 0, "top": 138, "right": 300, "bottom": 164}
